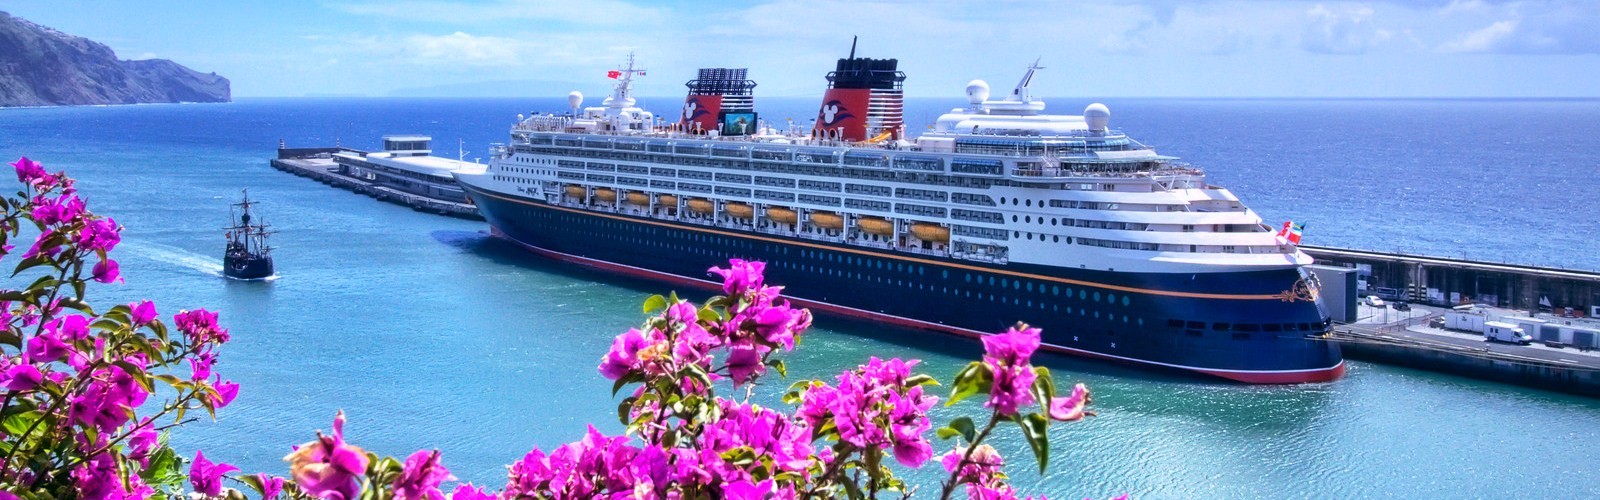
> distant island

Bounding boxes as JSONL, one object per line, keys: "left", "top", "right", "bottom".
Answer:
{"left": 0, "top": 11, "right": 229, "bottom": 107}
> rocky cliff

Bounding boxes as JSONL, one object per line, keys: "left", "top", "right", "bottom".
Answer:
{"left": 0, "top": 11, "right": 229, "bottom": 107}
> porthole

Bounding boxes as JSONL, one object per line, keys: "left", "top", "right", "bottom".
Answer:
{"left": 1052, "top": 285, "right": 1061, "bottom": 295}
{"left": 1093, "top": 291, "right": 1102, "bottom": 301}
{"left": 1025, "top": 216, "right": 1031, "bottom": 223}
{"left": 1107, "top": 293, "right": 1116, "bottom": 304}
{"left": 1012, "top": 215, "right": 1019, "bottom": 223}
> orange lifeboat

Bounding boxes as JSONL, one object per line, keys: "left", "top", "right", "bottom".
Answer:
{"left": 857, "top": 216, "right": 894, "bottom": 236}
{"left": 810, "top": 211, "right": 843, "bottom": 230}
{"left": 688, "top": 198, "right": 714, "bottom": 215}
{"left": 563, "top": 185, "right": 586, "bottom": 198}
{"left": 726, "top": 202, "right": 754, "bottom": 219}
{"left": 624, "top": 192, "right": 650, "bottom": 205}
{"left": 766, "top": 206, "right": 798, "bottom": 224}
{"left": 658, "top": 194, "right": 678, "bottom": 206}
{"left": 910, "top": 222, "right": 950, "bottom": 243}
{"left": 594, "top": 188, "right": 617, "bottom": 202}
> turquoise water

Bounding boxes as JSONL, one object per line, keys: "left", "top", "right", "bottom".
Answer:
{"left": 2, "top": 99, "right": 1598, "bottom": 498}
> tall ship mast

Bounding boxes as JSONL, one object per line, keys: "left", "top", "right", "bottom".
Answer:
{"left": 224, "top": 189, "right": 274, "bottom": 280}
{"left": 456, "top": 49, "right": 1342, "bottom": 383}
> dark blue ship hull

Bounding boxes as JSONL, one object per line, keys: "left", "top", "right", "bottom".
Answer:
{"left": 463, "top": 184, "right": 1344, "bottom": 383}
{"left": 224, "top": 254, "right": 274, "bottom": 280}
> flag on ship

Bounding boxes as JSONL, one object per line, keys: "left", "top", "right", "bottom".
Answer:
{"left": 607, "top": 70, "right": 621, "bottom": 79}
{"left": 1278, "top": 221, "right": 1305, "bottom": 245}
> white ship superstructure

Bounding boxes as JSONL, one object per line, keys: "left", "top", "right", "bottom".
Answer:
{"left": 457, "top": 52, "right": 1342, "bottom": 383}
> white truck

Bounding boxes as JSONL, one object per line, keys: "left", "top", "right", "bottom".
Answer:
{"left": 1484, "top": 321, "right": 1533, "bottom": 345}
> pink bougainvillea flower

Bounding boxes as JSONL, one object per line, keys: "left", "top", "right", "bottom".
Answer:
{"left": 11, "top": 156, "right": 49, "bottom": 186}
{"left": 285, "top": 411, "right": 369, "bottom": 500}
{"left": 189, "top": 450, "right": 240, "bottom": 496}
{"left": 598, "top": 327, "right": 654, "bottom": 380}
{"left": 725, "top": 345, "right": 763, "bottom": 384}
{"left": 79, "top": 217, "right": 121, "bottom": 252}
{"left": 724, "top": 479, "right": 776, "bottom": 500}
{"left": 129, "top": 300, "right": 157, "bottom": 326}
{"left": 707, "top": 259, "right": 766, "bottom": 296}
{"left": 91, "top": 258, "right": 123, "bottom": 284}
{"left": 393, "top": 450, "right": 455, "bottom": 500}
{"left": 448, "top": 484, "right": 495, "bottom": 500}
{"left": 1047, "top": 383, "right": 1090, "bottom": 422}
{"left": 25, "top": 325, "right": 70, "bottom": 362}
{"left": 60, "top": 314, "right": 91, "bottom": 340}
{"left": 982, "top": 325, "right": 1041, "bottom": 416}
{"left": 259, "top": 474, "right": 286, "bottom": 499}
{"left": 4, "top": 363, "right": 43, "bottom": 391}
{"left": 208, "top": 377, "right": 240, "bottom": 408}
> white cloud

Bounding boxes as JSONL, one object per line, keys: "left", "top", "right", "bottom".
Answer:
{"left": 1302, "top": 3, "right": 1388, "bottom": 54}
{"left": 1439, "top": 19, "right": 1518, "bottom": 53}
{"left": 405, "top": 32, "right": 521, "bottom": 64}
{"left": 332, "top": 0, "right": 664, "bottom": 25}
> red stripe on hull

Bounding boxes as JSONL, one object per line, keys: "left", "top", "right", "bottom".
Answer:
{"left": 490, "top": 229, "right": 1345, "bottom": 385}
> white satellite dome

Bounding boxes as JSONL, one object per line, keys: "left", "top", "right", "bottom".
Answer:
{"left": 965, "top": 80, "right": 990, "bottom": 105}
{"left": 1084, "top": 103, "right": 1110, "bottom": 132}
{"left": 567, "top": 91, "right": 584, "bottom": 109}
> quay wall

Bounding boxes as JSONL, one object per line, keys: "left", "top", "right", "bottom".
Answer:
{"left": 1334, "top": 332, "right": 1600, "bottom": 397}
{"left": 1304, "top": 246, "right": 1599, "bottom": 315}
{"left": 269, "top": 153, "right": 483, "bottom": 221}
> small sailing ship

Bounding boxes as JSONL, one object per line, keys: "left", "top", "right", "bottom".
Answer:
{"left": 224, "top": 190, "right": 274, "bottom": 280}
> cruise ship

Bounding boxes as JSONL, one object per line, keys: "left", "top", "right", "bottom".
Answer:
{"left": 455, "top": 52, "right": 1344, "bottom": 383}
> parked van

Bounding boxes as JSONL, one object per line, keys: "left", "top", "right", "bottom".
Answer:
{"left": 1485, "top": 321, "right": 1533, "bottom": 345}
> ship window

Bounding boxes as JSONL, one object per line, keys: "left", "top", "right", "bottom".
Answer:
{"left": 1186, "top": 321, "right": 1205, "bottom": 329}
{"left": 1299, "top": 323, "right": 1311, "bottom": 331}
{"left": 1093, "top": 292, "right": 1101, "bottom": 301}
{"left": 1012, "top": 215, "right": 1019, "bottom": 223}
{"left": 1168, "top": 319, "right": 1184, "bottom": 328}
{"left": 1236, "top": 324, "right": 1260, "bottom": 332}
{"left": 1053, "top": 236, "right": 1060, "bottom": 243}
{"left": 1106, "top": 293, "right": 1116, "bottom": 304}
{"left": 1026, "top": 282, "right": 1033, "bottom": 292}
{"left": 1213, "top": 323, "right": 1230, "bottom": 331}
{"left": 1284, "top": 323, "right": 1299, "bottom": 331}
{"left": 1123, "top": 296, "right": 1130, "bottom": 306}
{"left": 1263, "top": 324, "right": 1282, "bottom": 332}
{"left": 1052, "top": 285, "right": 1060, "bottom": 295}
{"left": 1013, "top": 281, "right": 1021, "bottom": 290}
{"left": 1079, "top": 290, "right": 1087, "bottom": 300}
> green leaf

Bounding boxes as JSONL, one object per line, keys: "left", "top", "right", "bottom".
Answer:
{"left": 1015, "top": 413, "right": 1051, "bottom": 473}
{"left": 1031, "top": 366, "right": 1056, "bottom": 411}
{"left": 905, "top": 373, "right": 941, "bottom": 387}
{"left": 769, "top": 359, "right": 787, "bottom": 378}
{"left": 12, "top": 254, "right": 52, "bottom": 278}
{"left": 56, "top": 296, "right": 94, "bottom": 315}
{"left": 945, "top": 361, "right": 993, "bottom": 407}
{"left": 948, "top": 416, "right": 976, "bottom": 443}
{"left": 642, "top": 294, "right": 667, "bottom": 314}
{"left": 696, "top": 306, "right": 721, "bottom": 325}
{"left": 2, "top": 410, "right": 42, "bottom": 436}
{"left": 617, "top": 397, "right": 637, "bottom": 426}
{"left": 238, "top": 473, "right": 266, "bottom": 495}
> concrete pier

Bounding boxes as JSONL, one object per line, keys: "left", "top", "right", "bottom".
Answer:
{"left": 270, "top": 148, "right": 483, "bottom": 220}
{"left": 1304, "top": 245, "right": 1599, "bottom": 316}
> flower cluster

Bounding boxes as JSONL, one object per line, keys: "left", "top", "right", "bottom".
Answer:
{"left": 0, "top": 157, "right": 238, "bottom": 499}
{"left": 599, "top": 259, "right": 812, "bottom": 387}
{"left": 799, "top": 357, "right": 940, "bottom": 468}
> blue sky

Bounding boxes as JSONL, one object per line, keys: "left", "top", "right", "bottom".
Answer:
{"left": 6, "top": 0, "right": 1597, "bottom": 98}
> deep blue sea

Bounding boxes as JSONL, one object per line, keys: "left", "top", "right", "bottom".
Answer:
{"left": 2, "top": 97, "right": 1598, "bottom": 498}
